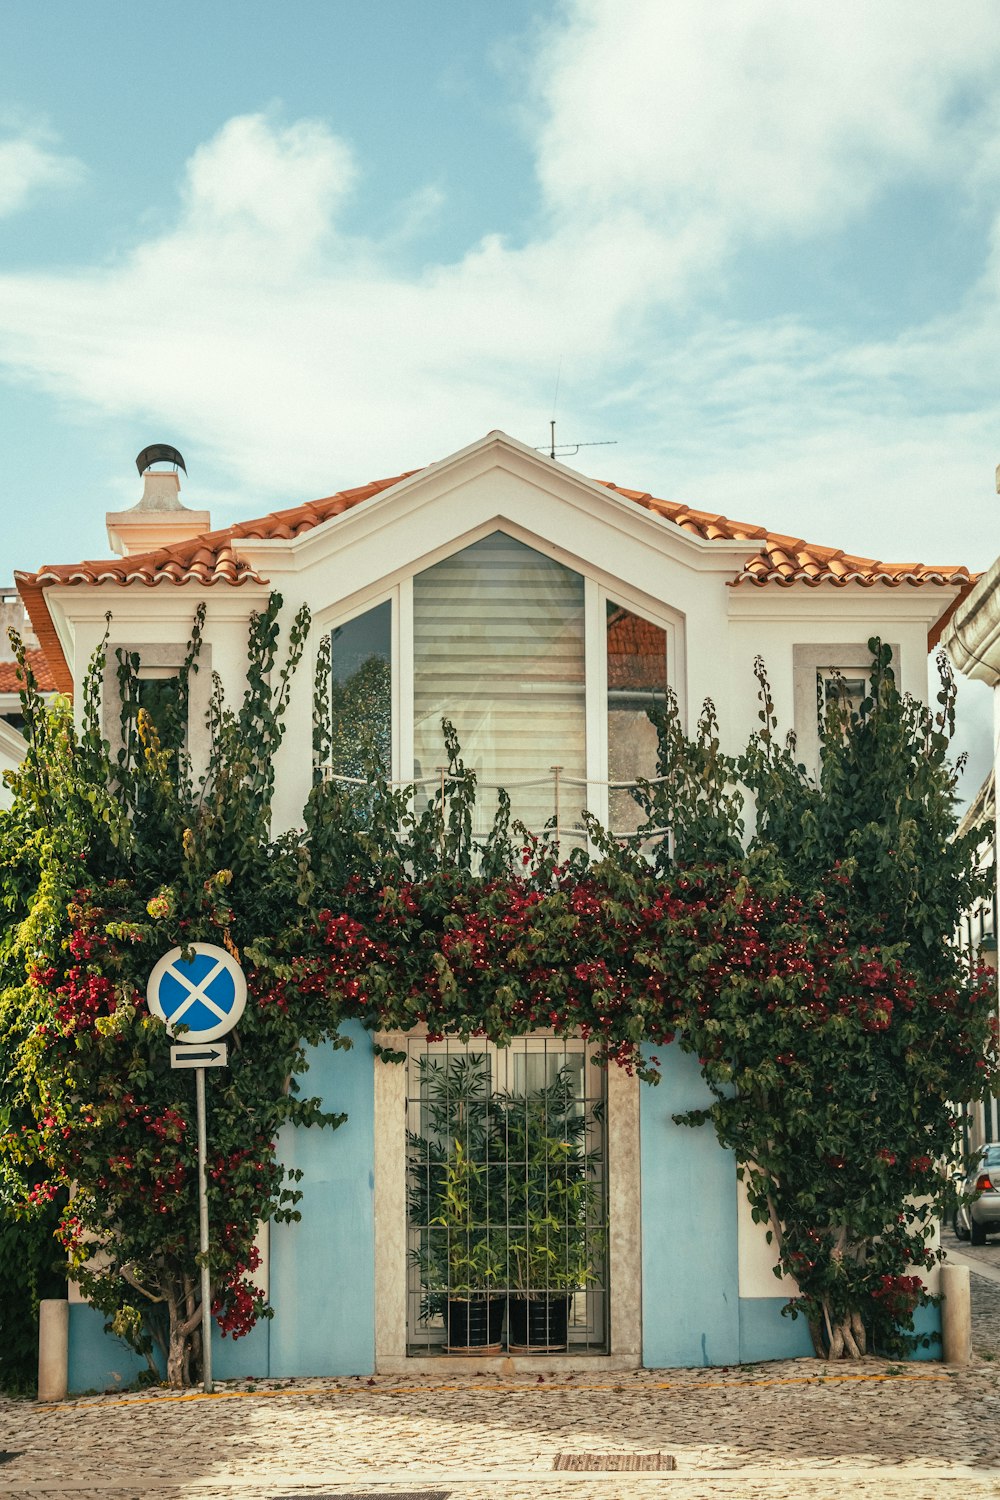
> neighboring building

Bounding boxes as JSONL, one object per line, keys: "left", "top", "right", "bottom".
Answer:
{"left": 15, "top": 431, "right": 976, "bottom": 1388}
{"left": 944, "top": 518, "right": 1000, "bottom": 1158}
{"left": 0, "top": 585, "right": 55, "bottom": 805}
{"left": 954, "top": 772, "right": 999, "bottom": 1154}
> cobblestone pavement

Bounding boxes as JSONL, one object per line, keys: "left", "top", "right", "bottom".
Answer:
{"left": 4, "top": 1246, "right": 1000, "bottom": 1500}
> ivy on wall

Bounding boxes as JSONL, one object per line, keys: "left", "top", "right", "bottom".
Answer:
{"left": 0, "top": 600, "right": 994, "bottom": 1388}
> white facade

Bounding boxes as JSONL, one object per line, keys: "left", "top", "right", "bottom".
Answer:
{"left": 22, "top": 430, "right": 965, "bottom": 1381}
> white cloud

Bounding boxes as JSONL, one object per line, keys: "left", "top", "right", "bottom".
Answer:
{"left": 0, "top": 2, "right": 998, "bottom": 571}
{"left": 531, "top": 0, "right": 1000, "bottom": 238}
{"left": 179, "top": 114, "right": 357, "bottom": 264}
{"left": 0, "top": 129, "right": 84, "bottom": 217}
{"left": 597, "top": 301, "right": 1000, "bottom": 570}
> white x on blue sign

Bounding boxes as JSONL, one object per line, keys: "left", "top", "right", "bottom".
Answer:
{"left": 146, "top": 943, "right": 247, "bottom": 1043}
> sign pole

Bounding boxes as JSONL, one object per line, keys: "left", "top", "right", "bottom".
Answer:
{"left": 195, "top": 1065, "right": 213, "bottom": 1394}
{"left": 146, "top": 942, "right": 247, "bottom": 1397}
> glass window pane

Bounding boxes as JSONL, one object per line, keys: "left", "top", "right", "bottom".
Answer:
{"left": 136, "top": 675, "right": 179, "bottom": 727}
{"left": 330, "top": 601, "right": 392, "bottom": 778}
{"left": 606, "top": 603, "right": 667, "bottom": 835}
{"left": 413, "top": 534, "right": 585, "bottom": 839}
{"left": 136, "top": 675, "right": 183, "bottom": 757}
{"left": 818, "top": 669, "right": 867, "bottom": 728}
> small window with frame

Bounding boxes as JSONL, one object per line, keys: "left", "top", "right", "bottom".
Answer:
{"left": 103, "top": 641, "right": 212, "bottom": 771}
{"left": 135, "top": 666, "right": 183, "bottom": 746}
{"left": 793, "top": 644, "right": 897, "bottom": 775}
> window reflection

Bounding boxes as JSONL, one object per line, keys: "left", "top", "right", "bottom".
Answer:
{"left": 606, "top": 603, "right": 667, "bottom": 836}
{"left": 331, "top": 600, "right": 392, "bottom": 778}
{"left": 817, "top": 669, "right": 867, "bottom": 729}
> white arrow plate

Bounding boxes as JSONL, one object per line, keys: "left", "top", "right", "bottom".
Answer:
{"left": 170, "top": 1042, "right": 228, "bottom": 1069}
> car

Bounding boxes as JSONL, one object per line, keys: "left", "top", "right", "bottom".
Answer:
{"left": 954, "top": 1144, "right": 1000, "bottom": 1245}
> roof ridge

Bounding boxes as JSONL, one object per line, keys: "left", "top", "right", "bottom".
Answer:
{"left": 15, "top": 454, "right": 978, "bottom": 692}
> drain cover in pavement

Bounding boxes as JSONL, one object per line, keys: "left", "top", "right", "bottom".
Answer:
{"left": 555, "top": 1453, "right": 675, "bottom": 1471}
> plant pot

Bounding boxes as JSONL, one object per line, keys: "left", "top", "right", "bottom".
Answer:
{"left": 507, "top": 1293, "right": 570, "bottom": 1352}
{"left": 445, "top": 1296, "right": 505, "bottom": 1353}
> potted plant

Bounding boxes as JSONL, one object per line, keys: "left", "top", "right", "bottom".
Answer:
{"left": 407, "top": 1054, "right": 506, "bottom": 1352}
{"left": 499, "top": 1066, "right": 603, "bottom": 1352}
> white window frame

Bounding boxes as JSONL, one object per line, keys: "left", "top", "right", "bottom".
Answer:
{"left": 321, "top": 587, "right": 401, "bottom": 783}
{"left": 597, "top": 586, "right": 675, "bottom": 834}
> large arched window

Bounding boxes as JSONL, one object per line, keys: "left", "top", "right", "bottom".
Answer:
{"left": 327, "top": 530, "right": 672, "bottom": 841}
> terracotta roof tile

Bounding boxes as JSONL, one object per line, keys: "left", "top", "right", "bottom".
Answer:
{"left": 0, "top": 649, "right": 55, "bottom": 695}
{"left": 598, "top": 483, "right": 975, "bottom": 595}
{"left": 15, "top": 461, "right": 976, "bottom": 692}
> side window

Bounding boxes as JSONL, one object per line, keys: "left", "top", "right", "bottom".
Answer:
{"left": 793, "top": 644, "right": 896, "bottom": 773}
{"left": 816, "top": 667, "right": 867, "bottom": 728}
{"left": 606, "top": 602, "right": 668, "bottom": 837}
{"left": 102, "top": 642, "right": 212, "bottom": 770}
{"left": 330, "top": 600, "right": 392, "bottom": 779}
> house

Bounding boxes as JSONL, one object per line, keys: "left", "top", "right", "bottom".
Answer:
{"left": 952, "top": 772, "right": 999, "bottom": 1156}
{"left": 0, "top": 586, "right": 55, "bottom": 806}
{"left": 15, "top": 431, "right": 976, "bottom": 1388}
{"left": 943, "top": 532, "right": 1000, "bottom": 1155}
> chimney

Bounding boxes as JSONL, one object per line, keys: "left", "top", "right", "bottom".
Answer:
{"left": 106, "top": 445, "right": 211, "bottom": 557}
{"left": 0, "top": 586, "right": 38, "bottom": 662}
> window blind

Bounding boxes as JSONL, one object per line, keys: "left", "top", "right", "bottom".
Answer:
{"left": 413, "top": 532, "right": 586, "bottom": 836}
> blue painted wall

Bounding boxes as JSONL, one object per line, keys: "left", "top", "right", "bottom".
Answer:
{"left": 637, "top": 1043, "right": 939, "bottom": 1366}
{"left": 640, "top": 1043, "right": 741, "bottom": 1367}
{"left": 906, "top": 1301, "right": 942, "bottom": 1359}
{"left": 212, "top": 1309, "right": 269, "bottom": 1379}
{"left": 66, "top": 1022, "right": 375, "bottom": 1392}
{"left": 739, "top": 1297, "right": 814, "bottom": 1361}
{"left": 63, "top": 1026, "right": 942, "bottom": 1386}
{"left": 268, "top": 1022, "right": 376, "bottom": 1376}
{"left": 67, "top": 1303, "right": 153, "bottom": 1394}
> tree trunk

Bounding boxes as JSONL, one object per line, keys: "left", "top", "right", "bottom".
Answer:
{"left": 164, "top": 1280, "right": 206, "bottom": 1387}
{"left": 166, "top": 1323, "right": 187, "bottom": 1387}
{"left": 813, "top": 1302, "right": 868, "bottom": 1359}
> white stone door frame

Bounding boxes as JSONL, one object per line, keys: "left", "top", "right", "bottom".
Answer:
{"left": 373, "top": 1028, "right": 642, "bottom": 1373}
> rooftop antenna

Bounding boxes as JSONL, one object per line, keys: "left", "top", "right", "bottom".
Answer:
{"left": 538, "top": 362, "right": 616, "bottom": 461}
{"left": 549, "top": 361, "right": 562, "bottom": 460}
{"left": 537, "top": 421, "right": 617, "bottom": 462}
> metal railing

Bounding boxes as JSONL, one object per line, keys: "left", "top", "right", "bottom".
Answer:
{"left": 321, "top": 763, "right": 673, "bottom": 853}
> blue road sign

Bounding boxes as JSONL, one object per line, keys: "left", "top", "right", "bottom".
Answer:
{"left": 146, "top": 943, "right": 247, "bottom": 1043}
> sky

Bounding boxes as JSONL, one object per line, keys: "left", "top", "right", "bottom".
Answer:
{"left": 2, "top": 0, "right": 999, "bottom": 792}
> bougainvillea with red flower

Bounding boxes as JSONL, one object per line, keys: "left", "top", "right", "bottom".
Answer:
{"left": 0, "top": 605, "right": 995, "bottom": 1391}
{"left": 0, "top": 600, "right": 341, "bottom": 1388}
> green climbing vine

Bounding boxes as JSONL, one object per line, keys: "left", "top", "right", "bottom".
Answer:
{"left": 0, "top": 600, "right": 994, "bottom": 1386}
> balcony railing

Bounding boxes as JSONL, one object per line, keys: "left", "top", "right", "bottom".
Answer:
{"left": 321, "top": 763, "right": 673, "bottom": 856}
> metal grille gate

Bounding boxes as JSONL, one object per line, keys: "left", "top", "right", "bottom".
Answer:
{"left": 405, "top": 1035, "right": 609, "bottom": 1355}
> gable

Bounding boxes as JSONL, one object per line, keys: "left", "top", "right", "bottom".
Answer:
{"left": 15, "top": 429, "right": 976, "bottom": 695}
